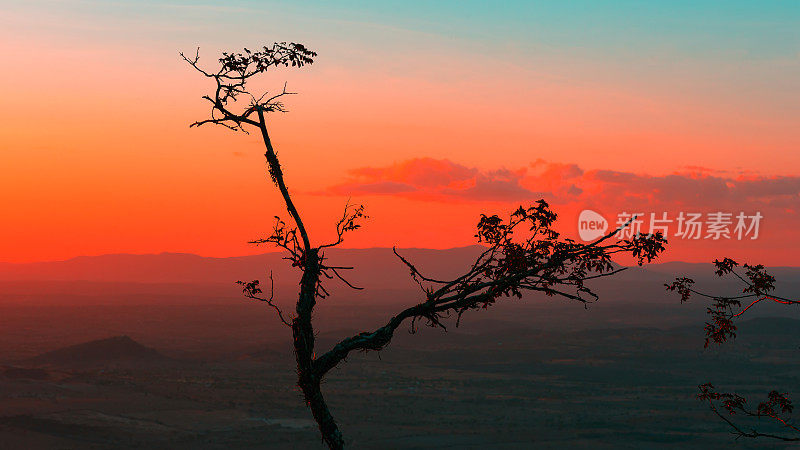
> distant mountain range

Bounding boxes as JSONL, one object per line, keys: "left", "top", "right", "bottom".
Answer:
{"left": 1, "top": 247, "right": 798, "bottom": 290}
{"left": 0, "top": 247, "right": 483, "bottom": 289}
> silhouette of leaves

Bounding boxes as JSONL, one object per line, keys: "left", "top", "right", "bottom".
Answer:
{"left": 182, "top": 42, "right": 316, "bottom": 133}
{"left": 670, "top": 261, "right": 800, "bottom": 441}
{"left": 314, "top": 200, "right": 667, "bottom": 376}
{"left": 698, "top": 384, "right": 799, "bottom": 441}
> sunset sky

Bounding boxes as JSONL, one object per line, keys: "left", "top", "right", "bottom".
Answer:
{"left": 1, "top": 1, "right": 798, "bottom": 264}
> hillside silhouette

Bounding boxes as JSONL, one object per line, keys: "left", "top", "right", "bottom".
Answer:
{"left": 31, "top": 336, "right": 165, "bottom": 366}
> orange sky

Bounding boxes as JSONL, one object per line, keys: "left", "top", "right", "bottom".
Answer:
{"left": 1, "top": 1, "right": 798, "bottom": 265}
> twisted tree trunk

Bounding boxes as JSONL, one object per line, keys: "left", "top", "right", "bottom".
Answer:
{"left": 258, "top": 110, "right": 344, "bottom": 448}
{"left": 292, "top": 248, "right": 345, "bottom": 449}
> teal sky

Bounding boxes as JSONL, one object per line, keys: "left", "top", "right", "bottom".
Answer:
{"left": 5, "top": 1, "right": 798, "bottom": 55}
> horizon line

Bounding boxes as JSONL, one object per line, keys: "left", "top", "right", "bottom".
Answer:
{"left": 2, "top": 247, "right": 794, "bottom": 268}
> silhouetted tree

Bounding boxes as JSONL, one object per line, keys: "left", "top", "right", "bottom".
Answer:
{"left": 668, "top": 260, "right": 800, "bottom": 441}
{"left": 184, "top": 42, "right": 667, "bottom": 449}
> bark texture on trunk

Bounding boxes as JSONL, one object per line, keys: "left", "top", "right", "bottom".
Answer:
{"left": 258, "top": 111, "right": 345, "bottom": 448}
{"left": 292, "top": 248, "right": 345, "bottom": 449}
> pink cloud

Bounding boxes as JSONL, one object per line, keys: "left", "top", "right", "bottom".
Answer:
{"left": 577, "top": 170, "right": 800, "bottom": 211}
{"left": 320, "top": 157, "right": 800, "bottom": 216}
{"left": 324, "top": 158, "right": 541, "bottom": 202}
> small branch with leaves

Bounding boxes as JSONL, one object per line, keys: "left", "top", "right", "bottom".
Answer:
{"left": 236, "top": 272, "right": 292, "bottom": 327}
{"left": 666, "top": 258, "right": 799, "bottom": 347}
{"left": 698, "top": 383, "right": 799, "bottom": 441}
{"left": 668, "top": 259, "right": 800, "bottom": 441}
{"left": 181, "top": 43, "right": 316, "bottom": 132}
